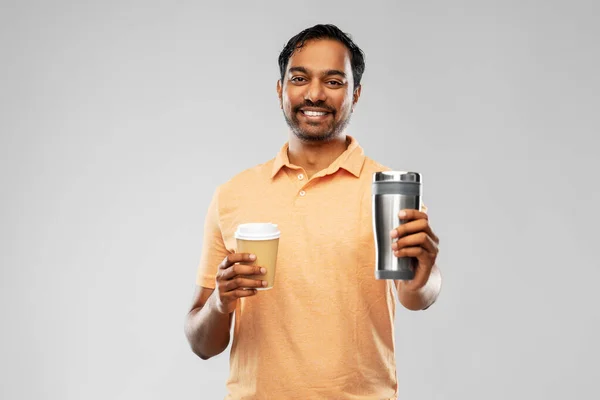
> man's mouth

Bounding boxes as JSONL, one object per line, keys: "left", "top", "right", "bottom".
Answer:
{"left": 298, "top": 108, "right": 333, "bottom": 121}
{"left": 301, "top": 110, "right": 329, "bottom": 117}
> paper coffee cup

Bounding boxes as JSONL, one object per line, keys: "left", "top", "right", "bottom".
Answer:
{"left": 235, "top": 223, "right": 280, "bottom": 290}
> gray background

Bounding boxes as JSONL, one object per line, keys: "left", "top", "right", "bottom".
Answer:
{"left": 1, "top": 0, "right": 599, "bottom": 399}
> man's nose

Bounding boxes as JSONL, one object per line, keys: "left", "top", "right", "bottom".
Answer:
{"left": 304, "top": 80, "right": 327, "bottom": 103}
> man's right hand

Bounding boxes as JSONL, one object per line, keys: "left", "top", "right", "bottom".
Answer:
{"left": 213, "top": 253, "right": 267, "bottom": 315}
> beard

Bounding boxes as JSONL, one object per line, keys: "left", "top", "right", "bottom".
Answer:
{"left": 283, "top": 100, "right": 352, "bottom": 143}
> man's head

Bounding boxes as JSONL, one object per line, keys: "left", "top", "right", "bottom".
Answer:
{"left": 277, "top": 24, "right": 365, "bottom": 143}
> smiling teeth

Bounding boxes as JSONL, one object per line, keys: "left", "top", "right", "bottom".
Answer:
{"left": 304, "top": 111, "right": 327, "bottom": 116}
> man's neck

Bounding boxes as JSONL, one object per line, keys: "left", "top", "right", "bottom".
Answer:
{"left": 287, "top": 133, "right": 349, "bottom": 178}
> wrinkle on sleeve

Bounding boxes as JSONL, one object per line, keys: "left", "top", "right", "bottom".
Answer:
{"left": 196, "top": 186, "right": 229, "bottom": 289}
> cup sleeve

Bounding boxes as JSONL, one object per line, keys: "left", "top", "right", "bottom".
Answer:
{"left": 195, "top": 186, "right": 229, "bottom": 289}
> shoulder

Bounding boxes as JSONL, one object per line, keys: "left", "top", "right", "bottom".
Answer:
{"left": 217, "top": 158, "right": 276, "bottom": 198}
{"left": 362, "top": 155, "right": 392, "bottom": 175}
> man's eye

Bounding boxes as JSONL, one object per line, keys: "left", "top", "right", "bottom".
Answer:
{"left": 327, "top": 81, "right": 343, "bottom": 86}
{"left": 291, "top": 77, "right": 306, "bottom": 82}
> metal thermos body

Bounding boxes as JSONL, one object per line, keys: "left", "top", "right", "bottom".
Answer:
{"left": 372, "top": 171, "right": 422, "bottom": 280}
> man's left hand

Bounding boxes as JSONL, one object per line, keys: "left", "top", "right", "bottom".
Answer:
{"left": 390, "top": 209, "right": 440, "bottom": 291}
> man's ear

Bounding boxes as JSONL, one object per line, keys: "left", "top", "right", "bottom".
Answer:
{"left": 276, "top": 80, "right": 283, "bottom": 109}
{"left": 352, "top": 85, "right": 362, "bottom": 112}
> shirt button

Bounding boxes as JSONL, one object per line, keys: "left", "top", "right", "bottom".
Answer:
{"left": 299, "top": 190, "right": 306, "bottom": 197}
{"left": 298, "top": 173, "right": 304, "bottom": 180}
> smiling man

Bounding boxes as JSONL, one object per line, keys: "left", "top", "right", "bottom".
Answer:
{"left": 185, "top": 24, "right": 442, "bottom": 399}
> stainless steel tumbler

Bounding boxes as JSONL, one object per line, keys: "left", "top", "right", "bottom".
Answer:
{"left": 372, "top": 171, "right": 422, "bottom": 280}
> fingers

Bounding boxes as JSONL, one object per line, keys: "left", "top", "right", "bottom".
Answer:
{"left": 392, "top": 232, "right": 438, "bottom": 256}
{"left": 393, "top": 244, "right": 435, "bottom": 259}
{"left": 219, "top": 263, "right": 266, "bottom": 281}
{"left": 216, "top": 253, "right": 267, "bottom": 297}
{"left": 223, "top": 277, "right": 268, "bottom": 291}
{"left": 399, "top": 209, "right": 428, "bottom": 221}
{"left": 213, "top": 254, "right": 265, "bottom": 314}
{"left": 389, "top": 209, "right": 439, "bottom": 291}
{"left": 391, "top": 214, "right": 439, "bottom": 244}
{"left": 218, "top": 253, "right": 265, "bottom": 279}
{"left": 219, "top": 253, "right": 256, "bottom": 269}
{"left": 224, "top": 288, "right": 259, "bottom": 299}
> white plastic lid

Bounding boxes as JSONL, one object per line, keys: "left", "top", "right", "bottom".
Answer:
{"left": 234, "top": 223, "right": 280, "bottom": 241}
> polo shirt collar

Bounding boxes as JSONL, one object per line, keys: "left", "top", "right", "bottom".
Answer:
{"left": 271, "top": 135, "right": 365, "bottom": 179}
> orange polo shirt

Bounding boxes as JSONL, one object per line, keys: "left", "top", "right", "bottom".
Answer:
{"left": 197, "top": 136, "right": 404, "bottom": 400}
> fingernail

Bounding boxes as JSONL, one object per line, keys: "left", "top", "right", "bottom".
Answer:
{"left": 249, "top": 254, "right": 256, "bottom": 260}
{"left": 390, "top": 229, "right": 398, "bottom": 238}
{"left": 262, "top": 280, "right": 268, "bottom": 287}
{"left": 260, "top": 267, "right": 266, "bottom": 274}
{"left": 398, "top": 211, "right": 407, "bottom": 218}
{"left": 391, "top": 243, "right": 398, "bottom": 250}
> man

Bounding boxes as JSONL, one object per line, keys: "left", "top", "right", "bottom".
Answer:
{"left": 185, "top": 24, "right": 441, "bottom": 399}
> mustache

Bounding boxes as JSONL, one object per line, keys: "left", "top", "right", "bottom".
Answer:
{"left": 292, "top": 100, "right": 336, "bottom": 114}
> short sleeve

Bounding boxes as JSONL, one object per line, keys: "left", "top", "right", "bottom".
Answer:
{"left": 195, "top": 186, "right": 230, "bottom": 289}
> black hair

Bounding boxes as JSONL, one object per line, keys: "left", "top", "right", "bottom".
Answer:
{"left": 278, "top": 24, "right": 365, "bottom": 90}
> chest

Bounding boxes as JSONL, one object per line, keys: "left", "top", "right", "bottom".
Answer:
{"left": 219, "top": 176, "right": 376, "bottom": 284}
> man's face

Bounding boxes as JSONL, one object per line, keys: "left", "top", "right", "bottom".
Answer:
{"left": 277, "top": 39, "right": 361, "bottom": 142}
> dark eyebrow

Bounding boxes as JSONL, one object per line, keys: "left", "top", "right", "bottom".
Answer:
{"left": 288, "top": 66, "right": 309, "bottom": 75}
{"left": 288, "top": 66, "right": 347, "bottom": 79}
{"left": 322, "top": 69, "right": 347, "bottom": 79}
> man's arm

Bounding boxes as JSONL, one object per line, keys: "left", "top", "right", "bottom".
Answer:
{"left": 396, "top": 263, "right": 442, "bottom": 311}
{"left": 184, "top": 286, "right": 232, "bottom": 360}
{"left": 185, "top": 253, "right": 266, "bottom": 360}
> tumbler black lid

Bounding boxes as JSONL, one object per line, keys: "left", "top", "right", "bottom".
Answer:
{"left": 373, "top": 171, "right": 421, "bottom": 183}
